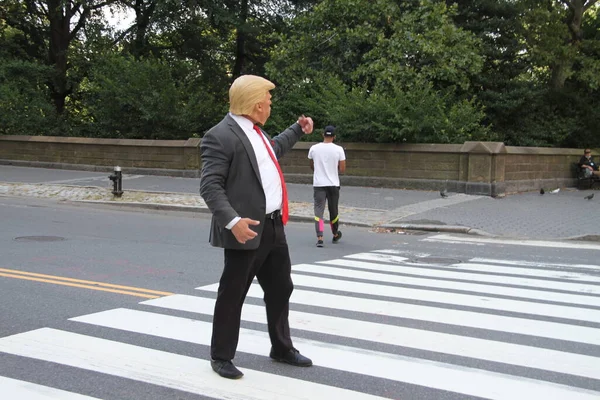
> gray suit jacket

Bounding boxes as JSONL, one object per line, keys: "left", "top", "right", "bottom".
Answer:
{"left": 200, "top": 114, "right": 304, "bottom": 250}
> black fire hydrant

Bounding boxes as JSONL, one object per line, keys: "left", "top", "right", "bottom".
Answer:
{"left": 108, "top": 166, "right": 123, "bottom": 197}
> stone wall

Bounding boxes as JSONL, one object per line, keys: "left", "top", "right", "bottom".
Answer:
{"left": 503, "top": 146, "right": 582, "bottom": 193}
{"left": 0, "top": 135, "right": 201, "bottom": 177}
{"left": 0, "top": 135, "right": 590, "bottom": 196}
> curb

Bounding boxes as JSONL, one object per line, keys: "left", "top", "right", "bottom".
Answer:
{"left": 74, "top": 200, "right": 492, "bottom": 235}
{"left": 564, "top": 234, "right": 600, "bottom": 242}
{"left": 74, "top": 200, "right": 209, "bottom": 213}
{"left": 387, "top": 224, "right": 600, "bottom": 242}
{"left": 381, "top": 223, "right": 497, "bottom": 237}
{"left": 288, "top": 214, "right": 372, "bottom": 228}
{"left": 75, "top": 200, "right": 375, "bottom": 227}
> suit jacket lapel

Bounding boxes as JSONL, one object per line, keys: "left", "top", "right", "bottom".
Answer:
{"left": 225, "top": 114, "right": 262, "bottom": 182}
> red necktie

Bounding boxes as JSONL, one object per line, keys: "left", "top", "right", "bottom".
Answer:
{"left": 253, "top": 125, "right": 289, "bottom": 225}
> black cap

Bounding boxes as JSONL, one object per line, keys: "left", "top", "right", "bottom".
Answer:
{"left": 324, "top": 125, "right": 336, "bottom": 136}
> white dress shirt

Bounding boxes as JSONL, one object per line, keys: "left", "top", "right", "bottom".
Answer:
{"left": 226, "top": 113, "right": 283, "bottom": 229}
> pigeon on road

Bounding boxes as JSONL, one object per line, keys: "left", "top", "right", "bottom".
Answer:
{"left": 440, "top": 189, "right": 448, "bottom": 198}
{"left": 585, "top": 193, "right": 594, "bottom": 200}
{"left": 540, "top": 188, "right": 545, "bottom": 195}
{"left": 550, "top": 188, "right": 560, "bottom": 194}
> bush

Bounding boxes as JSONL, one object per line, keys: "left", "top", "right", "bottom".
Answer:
{"left": 267, "top": 74, "right": 490, "bottom": 144}
{"left": 0, "top": 60, "right": 57, "bottom": 136}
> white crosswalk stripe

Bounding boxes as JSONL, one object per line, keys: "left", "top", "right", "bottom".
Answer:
{"left": 303, "top": 261, "right": 600, "bottom": 304}
{"left": 140, "top": 295, "right": 599, "bottom": 379}
{"left": 422, "top": 233, "right": 600, "bottom": 250}
{"left": 341, "top": 252, "right": 600, "bottom": 286}
{"left": 0, "top": 328, "right": 384, "bottom": 400}
{"left": 0, "top": 249, "right": 599, "bottom": 399}
{"left": 201, "top": 282, "right": 600, "bottom": 346}
{"left": 0, "top": 376, "right": 101, "bottom": 400}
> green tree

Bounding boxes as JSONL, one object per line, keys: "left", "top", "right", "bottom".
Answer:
{"left": 523, "top": 0, "right": 600, "bottom": 90}
{"left": 448, "top": 0, "right": 533, "bottom": 142}
{"left": 267, "top": 0, "right": 489, "bottom": 143}
{"left": 449, "top": 0, "right": 600, "bottom": 147}
{"left": 0, "top": 60, "right": 57, "bottom": 135}
{"left": 191, "top": 0, "right": 319, "bottom": 78}
{"left": 512, "top": 0, "right": 600, "bottom": 146}
{"left": 80, "top": 54, "right": 186, "bottom": 138}
{"left": 1, "top": 0, "right": 119, "bottom": 115}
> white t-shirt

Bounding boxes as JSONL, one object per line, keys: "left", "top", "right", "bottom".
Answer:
{"left": 308, "top": 142, "right": 346, "bottom": 187}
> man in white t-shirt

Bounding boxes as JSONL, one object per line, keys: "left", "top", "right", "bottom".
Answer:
{"left": 308, "top": 125, "right": 346, "bottom": 247}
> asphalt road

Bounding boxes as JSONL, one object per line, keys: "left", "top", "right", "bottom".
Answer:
{"left": 1, "top": 196, "right": 599, "bottom": 400}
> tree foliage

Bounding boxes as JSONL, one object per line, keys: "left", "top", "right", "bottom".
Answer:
{"left": 0, "top": 0, "right": 599, "bottom": 147}
{"left": 266, "top": 0, "right": 490, "bottom": 143}
{"left": 0, "top": 59, "right": 56, "bottom": 135}
{"left": 450, "top": 0, "right": 600, "bottom": 146}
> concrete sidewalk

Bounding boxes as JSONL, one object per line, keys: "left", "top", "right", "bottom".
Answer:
{"left": 1, "top": 165, "right": 599, "bottom": 241}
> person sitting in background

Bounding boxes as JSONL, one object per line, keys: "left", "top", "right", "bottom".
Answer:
{"left": 578, "top": 149, "right": 600, "bottom": 178}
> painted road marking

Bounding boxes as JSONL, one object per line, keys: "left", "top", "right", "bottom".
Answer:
{"left": 0, "top": 328, "right": 386, "bottom": 400}
{"left": 306, "top": 261, "right": 600, "bottom": 304}
{"left": 0, "top": 376, "right": 101, "bottom": 400}
{"left": 345, "top": 252, "right": 600, "bottom": 284}
{"left": 423, "top": 234, "right": 600, "bottom": 250}
{"left": 198, "top": 283, "right": 600, "bottom": 346}
{"left": 143, "top": 294, "right": 600, "bottom": 379}
{"left": 0, "top": 268, "right": 172, "bottom": 299}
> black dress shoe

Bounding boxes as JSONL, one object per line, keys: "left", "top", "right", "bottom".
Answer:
{"left": 269, "top": 348, "right": 313, "bottom": 367}
{"left": 210, "top": 359, "right": 244, "bottom": 379}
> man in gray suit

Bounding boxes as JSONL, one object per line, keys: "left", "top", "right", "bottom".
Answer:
{"left": 200, "top": 75, "right": 314, "bottom": 379}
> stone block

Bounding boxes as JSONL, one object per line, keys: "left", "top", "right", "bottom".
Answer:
{"left": 282, "top": 166, "right": 311, "bottom": 174}
{"left": 144, "top": 153, "right": 185, "bottom": 163}
{"left": 354, "top": 159, "right": 386, "bottom": 169}
{"left": 409, "top": 162, "right": 458, "bottom": 172}
{"left": 467, "top": 154, "right": 492, "bottom": 182}
{"left": 465, "top": 182, "right": 492, "bottom": 196}
{"left": 391, "top": 154, "right": 407, "bottom": 165}
{"left": 461, "top": 141, "right": 506, "bottom": 155}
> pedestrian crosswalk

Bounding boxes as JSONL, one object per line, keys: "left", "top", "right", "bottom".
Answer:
{"left": 1, "top": 248, "right": 599, "bottom": 399}
{"left": 423, "top": 233, "right": 600, "bottom": 250}
{"left": 0, "top": 376, "right": 101, "bottom": 400}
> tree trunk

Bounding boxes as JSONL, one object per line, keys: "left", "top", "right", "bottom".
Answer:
{"left": 550, "top": 59, "right": 571, "bottom": 90}
{"left": 131, "top": 0, "right": 156, "bottom": 59}
{"left": 550, "top": 0, "right": 597, "bottom": 89}
{"left": 231, "top": 0, "right": 248, "bottom": 78}
{"left": 47, "top": 0, "right": 72, "bottom": 115}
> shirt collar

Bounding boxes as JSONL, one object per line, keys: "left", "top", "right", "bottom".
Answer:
{"left": 230, "top": 113, "right": 255, "bottom": 132}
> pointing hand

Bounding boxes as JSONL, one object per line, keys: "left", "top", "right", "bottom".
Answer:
{"left": 297, "top": 115, "right": 314, "bottom": 134}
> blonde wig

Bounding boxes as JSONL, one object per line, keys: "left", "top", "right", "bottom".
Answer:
{"left": 229, "top": 75, "right": 275, "bottom": 115}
